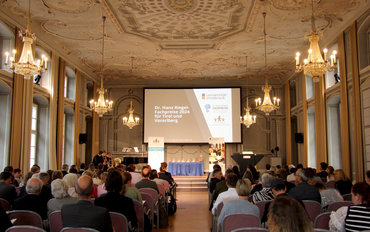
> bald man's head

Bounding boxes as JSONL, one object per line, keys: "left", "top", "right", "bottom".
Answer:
{"left": 26, "top": 177, "right": 43, "bottom": 195}
{"left": 76, "top": 175, "right": 94, "bottom": 198}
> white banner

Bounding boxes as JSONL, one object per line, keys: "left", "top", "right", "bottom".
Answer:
{"left": 148, "top": 137, "right": 164, "bottom": 171}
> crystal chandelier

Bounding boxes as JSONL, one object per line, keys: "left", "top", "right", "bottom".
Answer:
{"left": 255, "top": 12, "right": 280, "bottom": 116}
{"left": 240, "top": 97, "right": 256, "bottom": 128}
{"left": 295, "top": 0, "right": 337, "bottom": 82}
{"left": 89, "top": 16, "right": 113, "bottom": 117}
{"left": 122, "top": 100, "right": 140, "bottom": 129}
{"left": 4, "top": 0, "right": 47, "bottom": 79}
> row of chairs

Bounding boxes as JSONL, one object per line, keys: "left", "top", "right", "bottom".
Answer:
{"left": 213, "top": 200, "right": 353, "bottom": 232}
{"left": 6, "top": 225, "right": 100, "bottom": 232}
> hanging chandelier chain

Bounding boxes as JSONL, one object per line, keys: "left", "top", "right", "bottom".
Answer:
{"left": 311, "top": 0, "right": 316, "bottom": 33}
{"left": 263, "top": 12, "right": 267, "bottom": 70}
{"left": 26, "top": 0, "right": 31, "bottom": 36}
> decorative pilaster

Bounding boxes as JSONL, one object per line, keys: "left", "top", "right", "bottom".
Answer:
{"left": 338, "top": 32, "right": 351, "bottom": 179}
{"left": 350, "top": 23, "right": 364, "bottom": 182}
{"left": 56, "top": 58, "right": 66, "bottom": 170}
{"left": 314, "top": 75, "right": 327, "bottom": 168}
{"left": 73, "top": 70, "right": 81, "bottom": 166}
{"left": 285, "top": 82, "right": 292, "bottom": 165}
{"left": 91, "top": 82, "right": 100, "bottom": 158}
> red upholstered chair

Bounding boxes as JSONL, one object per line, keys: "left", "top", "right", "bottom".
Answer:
{"left": 141, "top": 192, "right": 157, "bottom": 232}
{"left": 326, "top": 181, "right": 336, "bottom": 189}
{"left": 0, "top": 198, "right": 11, "bottom": 211}
{"left": 302, "top": 200, "right": 321, "bottom": 222}
{"left": 110, "top": 212, "right": 128, "bottom": 232}
{"left": 212, "top": 202, "right": 224, "bottom": 232}
{"left": 222, "top": 213, "right": 260, "bottom": 232}
{"left": 5, "top": 225, "right": 46, "bottom": 232}
{"left": 7, "top": 210, "right": 43, "bottom": 228}
{"left": 328, "top": 201, "right": 353, "bottom": 212}
{"left": 60, "top": 228, "right": 99, "bottom": 232}
{"left": 48, "top": 210, "right": 63, "bottom": 232}
{"left": 255, "top": 200, "right": 270, "bottom": 221}
{"left": 230, "top": 227, "right": 268, "bottom": 232}
{"left": 133, "top": 200, "right": 145, "bottom": 232}
{"left": 314, "top": 212, "right": 331, "bottom": 230}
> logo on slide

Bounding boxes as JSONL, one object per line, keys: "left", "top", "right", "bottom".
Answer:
{"left": 214, "top": 115, "right": 224, "bottom": 122}
{"left": 202, "top": 93, "right": 205, "bottom": 99}
{"left": 205, "top": 104, "right": 211, "bottom": 112}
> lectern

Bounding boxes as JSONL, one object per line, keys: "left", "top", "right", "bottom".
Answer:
{"left": 231, "top": 153, "right": 265, "bottom": 177}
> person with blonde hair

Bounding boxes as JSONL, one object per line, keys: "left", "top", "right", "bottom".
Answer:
{"left": 217, "top": 178, "right": 259, "bottom": 230}
{"left": 334, "top": 169, "right": 352, "bottom": 195}
{"left": 267, "top": 195, "right": 312, "bottom": 232}
{"left": 63, "top": 173, "right": 78, "bottom": 198}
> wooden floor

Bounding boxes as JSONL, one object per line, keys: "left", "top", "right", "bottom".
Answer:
{"left": 159, "top": 191, "right": 211, "bottom": 232}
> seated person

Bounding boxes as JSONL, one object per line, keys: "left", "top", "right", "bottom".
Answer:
{"left": 135, "top": 166, "right": 159, "bottom": 193}
{"left": 217, "top": 178, "right": 259, "bottom": 230}
{"left": 47, "top": 179, "right": 78, "bottom": 215}
{"left": 212, "top": 173, "right": 239, "bottom": 215}
{"left": 315, "top": 182, "right": 343, "bottom": 209}
{"left": 122, "top": 172, "right": 142, "bottom": 202}
{"left": 0, "top": 171, "right": 17, "bottom": 206}
{"left": 251, "top": 173, "right": 275, "bottom": 204}
{"left": 288, "top": 168, "right": 321, "bottom": 203}
{"left": 158, "top": 162, "right": 174, "bottom": 186}
{"left": 95, "top": 169, "right": 137, "bottom": 229}
{"left": 127, "top": 164, "right": 142, "bottom": 185}
{"left": 61, "top": 175, "right": 113, "bottom": 232}
{"left": 14, "top": 177, "right": 48, "bottom": 219}
{"left": 209, "top": 169, "right": 233, "bottom": 211}
{"left": 334, "top": 169, "right": 353, "bottom": 195}
{"left": 209, "top": 168, "right": 223, "bottom": 194}
{"left": 267, "top": 195, "right": 312, "bottom": 232}
{"left": 329, "top": 182, "right": 370, "bottom": 232}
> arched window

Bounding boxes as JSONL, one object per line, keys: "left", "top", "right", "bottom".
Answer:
{"left": 32, "top": 96, "right": 50, "bottom": 170}
{"left": 307, "top": 106, "right": 316, "bottom": 168}
{"left": 65, "top": 66, "right": 76, "bottom": 101}
{"left": 0, "top": 21, "right": 14, "bottom": 71}
{"left": 326, "top": 96, "right": 342, "bottom": 169}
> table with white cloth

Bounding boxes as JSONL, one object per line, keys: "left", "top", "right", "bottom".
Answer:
{"left": 168, "top": 162, "right": 204, "bottom": 176}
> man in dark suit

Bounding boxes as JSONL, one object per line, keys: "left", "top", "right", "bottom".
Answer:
{"left": 135, "top": 166, "right": 159, "bottom": 193}
{"left": 61, "top": 175, "right": 113, "bottom": 232}
{"left": 14, "top": 177, "right": 48, "bottom": 219}
{"left": 288, "top": 168, "right": 321, "bottom": 203}
{"left": 0, "top": 172, "right": 17, "bottom": 206}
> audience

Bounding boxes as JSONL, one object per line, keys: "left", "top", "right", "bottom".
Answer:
{"left": 267, "top": 195, "right": 313, "bottom": 232}
{"left": 334, "top": 169, "right": 352, "bottom": 195}
{"left": 286, "top": 166, "right": 297, "bottom": 182}
{"left": 97, "top": 172, "right": 108, "bottom": 197}
{"left": 14, "top": 177, "right": 48, "bottom": 219}
{"left": 149, "top": 169, "right": 168, "bottom": 192}
{"left": 330, "top": 182, "right": 370, "bottom": 231}
{"left": 275, "top": 168, "right": 295, "bottom": 193}
{"left": 327, "top": 166, "right": 335, "bottom": 181}
{"left": 62, "top": 164, "right": 69, "bottom": 176}
{"left": 136, "top": 166, "right": 159, "bottom": 193}
{"left": 128, "top": 164, "right": 143, "bottom": 185}
{"left": 30, "top": 164, "right": 40, "bottom": 174}
{"left": 61, "top": 175, "right": 113, "bottom": 232}
{"left": 212, "top": 173, "right": 239, "bottom": 215}
{"left": 79, "top": 163, "right": 86, "bottom": 175}
{"left": 261, "top": 178, "right": 288, "bottom": 223}
{"left": 95, "top": 169, "right": 137, "bottom": 229}
{"left": 47, "top": 179, "right": 78, "bottom": 215}
{"left": 4, "top": 166, "right": 18, "bottom": 187}
{"left": 251, "top": 173, "right": 275, "bottom": 204}
{"left": 317, "top": 162, "right": 329, "bottom": 181}
{"left": 69, "top": 165, "right": 78, "bottom": 174}
{"left": 288, "top": 168, "right": 321, "bottom": 203}
{"left": 63, "top": 173, "right": 78, "bottom": 198}
{"left": 209, "top": 169, "right": 234, "bottom": 210}
{"left": 38, "top": 172, "right": 53, "bottom": 204}
{"left": 122, "top": 172, "right": 142, "bottom": 202}
{"left": 14, "top": 168, "right": 23, "bottom": 187}
{"left": 51, "top": 170, "right": 63, "bottom": 181}
{"left": 242, "top": 165, "right": 259, "bottom": 184}
{"left": 315, "top": 182, "right": 343, "bottom": 209}
{"left": 19, "top": 172, "right": 33, "bottom": 197}
{"left": 0, "top": 171, "right": 17, "bottom": 206}
{"left": 158, "top": 162, "right": 174, "bottom": 186}
{"left": 209, "top": 168, "right": 223, "bottom": 193}
{"left": 217, "top": 178, "right": 259, "bottom": 230}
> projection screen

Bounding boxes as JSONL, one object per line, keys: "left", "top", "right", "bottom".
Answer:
{"left": 144, "top": 88, "right": 241, "bottom": 143}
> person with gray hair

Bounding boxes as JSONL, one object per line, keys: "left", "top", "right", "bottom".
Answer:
{"left": 63, "top": 173, "right": 78, "bottom": 198}
{"left": 288, "top": 168, "right": 321, "bottom": 203}
{"left": 47, "top": 179, "right": 78, "bottom": 215}
{"left": 217, "top": 178, "right": 260, "bottom": 230}
{"left": 251, "top": 173, "right": 275, "bottom": 204}
{"left": 14, "top": 177, "right": 48, "bottom": 219}
{"left": 61, "top": 175, "right": 113, "bottom": 232}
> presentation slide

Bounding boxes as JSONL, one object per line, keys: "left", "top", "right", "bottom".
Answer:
{"left": 144, "top": 88, "right": 241, "bottom": 143}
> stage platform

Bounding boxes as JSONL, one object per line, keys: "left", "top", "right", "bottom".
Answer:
{"left": 174, "top": 175, "right": 208, "bottom": 192}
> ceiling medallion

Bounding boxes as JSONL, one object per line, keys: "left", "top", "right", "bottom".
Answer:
{"left": 168, "top": 0, "right": 195, "bottom": 12}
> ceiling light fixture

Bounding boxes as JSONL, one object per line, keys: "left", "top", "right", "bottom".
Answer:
{"left": 255, "top": 12, "right": 280, "bottom": 116}
{"left": 295, "top": 0, "right": 337, "bottom": 82}
{"left": 4, "top": 0, "right": 47, "bottom": 79}
{"left": 122, "top": 99, "right": 140, "bottom": 129}
{"left": 240, "top": 96, "right": 257, "bottom": 128}
{"left": 89, "top": 16, "right": 113, "bottom": 117}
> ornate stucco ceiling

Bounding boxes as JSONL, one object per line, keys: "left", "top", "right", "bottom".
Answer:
{"left": 0, "top": 0, "right": 368, "bottom": 86}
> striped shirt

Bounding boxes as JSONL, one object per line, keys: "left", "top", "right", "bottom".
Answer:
{"left": 252, "top": 187, "right": 274, "bottom": 204}
{"left": 345, "top": 205, "right": 370, "bottom": 231}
